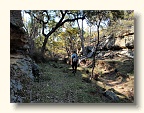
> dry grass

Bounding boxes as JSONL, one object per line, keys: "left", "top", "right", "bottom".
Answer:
{"left": 30, "top": 57, "right": 134, "bottom": 103}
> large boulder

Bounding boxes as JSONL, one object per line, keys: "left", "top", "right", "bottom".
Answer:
{"left": 125, "top": 35, "right": 134, "bottom": 49}
{"left": 115, "top": 35, "right": 134, "bottom": 49}
{"left": 103, "top": 89, "right": 120, "bottom": 102}
{"left": 98, "top": 35, "right": 119, "bottom": 50}
{"left": 10, "top": 55, "right": 34, "bottom": 102}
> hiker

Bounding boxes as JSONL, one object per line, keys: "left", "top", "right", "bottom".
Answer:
{"left": 71, "top": 50, "right": 78, "bottom": 73}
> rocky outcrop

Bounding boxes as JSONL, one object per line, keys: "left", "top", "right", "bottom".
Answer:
{"left": 10, "top": 10, "right": 40, "bottom": 103}
{"left": 99, "top": 26, "right": 134, "bottom": 50}
{"left": 85, "top": 25, "right": 134, "bottom": 58}
{"left": 96, "top": 49, "right": 134, "bottom": 59}
{"left": 10, "top": 10, "right": 29, "bottom": 54}
{"left": 10, "top": 55, "right": 34, "bottom": 102}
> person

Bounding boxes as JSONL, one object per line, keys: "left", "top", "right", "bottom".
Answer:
{"left": 71, "top": 50, "right": 78, "bottom": 73}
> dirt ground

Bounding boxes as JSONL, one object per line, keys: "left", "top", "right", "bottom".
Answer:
{"left": 31, "top": 52, "right": 134, "bottom": 103}
{"left": 81, "top": 52, "right": 134, "bottom": 102}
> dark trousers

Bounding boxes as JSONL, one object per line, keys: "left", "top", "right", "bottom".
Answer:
{"left": 72, "top": 61, "right": 78, "bottom": 73}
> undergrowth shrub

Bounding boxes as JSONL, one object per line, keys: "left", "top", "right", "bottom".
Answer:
{"left": 31, "top": 51, "right": 45, "bottom": 63}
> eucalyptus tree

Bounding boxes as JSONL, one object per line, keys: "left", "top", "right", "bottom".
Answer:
{"left": 85, "top": 10, "right": 111, "bottom": 79}
{"left": 85, "top": 10, "right": 126, "bottom": 78}
{"left": 25, "top": 10, "right": 85, "bottom": 56}
{"left": 58, "top": 27, "right": 80, "bottom": 57}
{"left": 108, "top": 10, "right": 134, "bottom": 36}
{"left": 22, "top": 10, "right": 42, "bottom": 55}
{"left": 75, "top": 10, "right": 86, "bottom": 56}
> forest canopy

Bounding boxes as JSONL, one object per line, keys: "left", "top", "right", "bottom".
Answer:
{"left": 21, "top": 10, "right": 134, "bottom": 59}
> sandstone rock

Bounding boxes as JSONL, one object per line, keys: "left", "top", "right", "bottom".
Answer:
{"left": 10, "top": 10, "right": 29, "bottom": 54}
{"left": 97, "top": 28, "right": 134, "bottom": 50}
{"left": 10, "top": 10, "right": 23, "bottom": 27}
{"left": 10, "top": 10, "right": 40, "bottom": 103}
{"left": 103, "top": 89, "right": 119, "bottom": 102}
{"left": 115, "top": 37, "right": 126, "bottom": 48}
{"left": 10, "top": 55, "right": 34, "bottom": 103}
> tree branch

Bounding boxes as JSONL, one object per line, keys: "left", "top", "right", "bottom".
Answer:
{"left": 60, "top": 16, "right": 85, "bottom": 27}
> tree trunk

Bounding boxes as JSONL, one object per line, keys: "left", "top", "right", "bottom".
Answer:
{"left": 26, "top": 10, "right": 85, "bottom": 57}
{"left": 41, "top": 25, "right": 59, "bottom": 55}
{"left": 81, "top": 18, "right": 85, "bottom": 56}
{"left": 77, "top": 18, "right": 86, "bottom": 56}
{"left": 91, "top": 25, "right": 100, "bottom": 79}
{"left": 41, "top": 36, "right": 48, "bottom": 55}
{"left": 91, "top": 47, "right": 96, "bottom": 79}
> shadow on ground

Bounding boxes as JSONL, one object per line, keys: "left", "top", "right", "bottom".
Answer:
{"left": 31, "top": 59, "right": 134, "bottom": 103}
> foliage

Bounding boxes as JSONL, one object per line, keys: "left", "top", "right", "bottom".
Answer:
{"left": 105, "top": 10, "right": 134, "bottom": 37}
{"left": 34, "top": 34, "right": 45, "bottom": 50}
{"left": 22, "top": 10, "right": 134, "bottom": 58}
{"left": 84, "top": 10, "right": 111, "bottom": 77}
{"left": 58, "top": 26, "right": 81, "bottom": 57}
{"left": 24, "top": 10, "right": 85, "bottom": 55}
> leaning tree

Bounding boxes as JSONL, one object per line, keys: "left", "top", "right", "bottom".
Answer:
{"left": 25, "top": 10, "right": 85, "bottom": 56}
